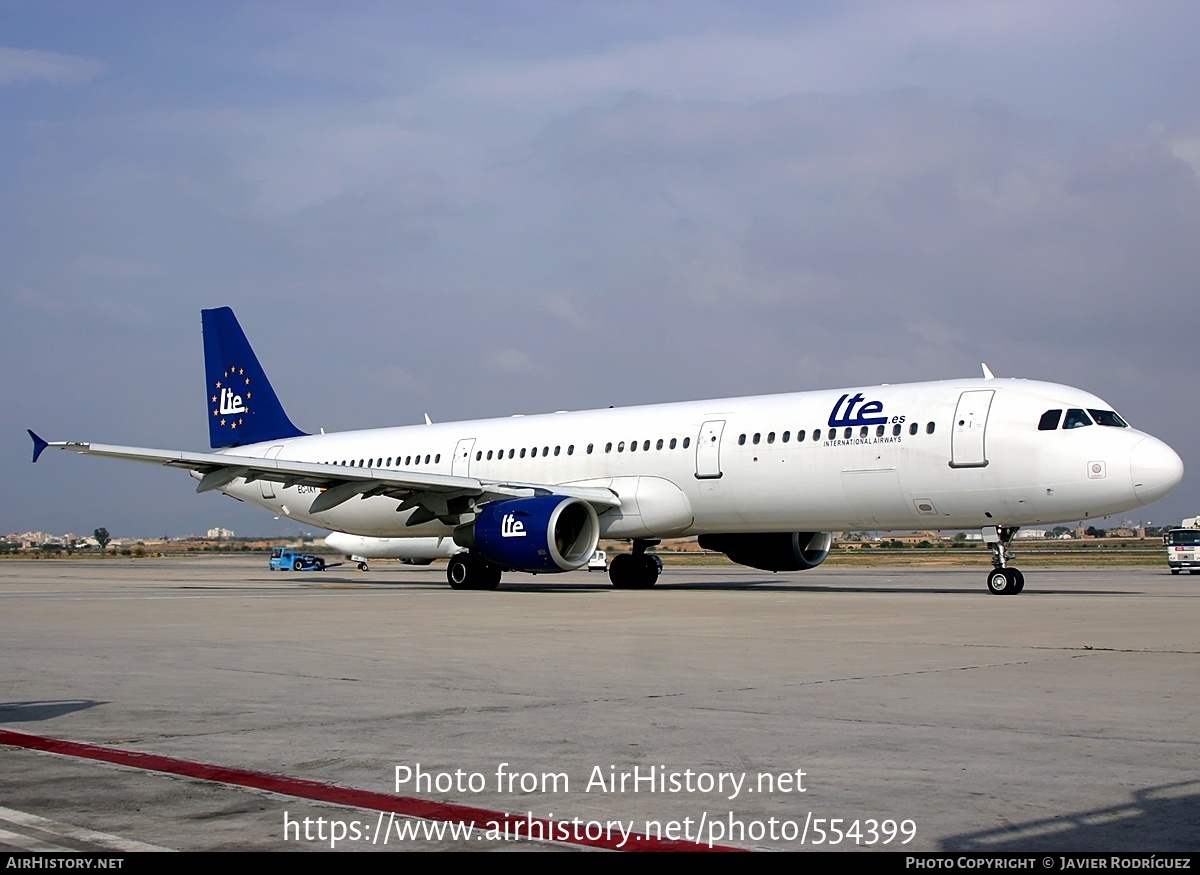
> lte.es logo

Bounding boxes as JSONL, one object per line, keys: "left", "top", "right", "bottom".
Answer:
{"left": 501, "top": 514, "right": 526, "bottom": 537}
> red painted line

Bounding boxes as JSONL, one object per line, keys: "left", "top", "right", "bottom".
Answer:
{"left": 0, "top": 729, "right": 743, "bottom": 851}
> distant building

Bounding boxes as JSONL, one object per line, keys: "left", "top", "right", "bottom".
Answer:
{"left": 206, "top": 527, "right": 235, "bottom": 540}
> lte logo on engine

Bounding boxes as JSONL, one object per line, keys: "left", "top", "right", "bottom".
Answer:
{"left": 501, "top": 514, "right": 526, "bottom": 537}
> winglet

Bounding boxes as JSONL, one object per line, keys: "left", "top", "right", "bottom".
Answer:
{"left": 981, "top": 363, "right": 995, "bottom": 380}
{"left": 28, "top": 429, "right": 49, "bottom": 463}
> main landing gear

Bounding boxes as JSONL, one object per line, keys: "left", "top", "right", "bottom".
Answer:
{"left": 983, "top": 525, "right": 1024, "bottom": 595}
{"left": 446, "top": 553, "right": 502, "bottom": 590}
{"left": 609, "top": 540, "right": 662, "bottom": 589}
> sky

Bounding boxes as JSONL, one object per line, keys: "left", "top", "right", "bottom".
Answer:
{"left": 3, "top": 1, "right": 1198, "bottom": 538}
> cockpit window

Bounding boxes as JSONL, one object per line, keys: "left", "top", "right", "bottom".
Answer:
{"left": 1088, "top": 409, "right": 1128, "bottom": 428}
{"left": 1038, "top": 409, "right": 1062, "bottom": 431}
{"left": 1063, "top": 409, "right": 1093, "bottom": 429}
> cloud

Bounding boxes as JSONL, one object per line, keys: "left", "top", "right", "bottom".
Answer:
{"left": 0, "top": 46, "right": 106, "bottom": 86}
{"left": 486, "top": 348, "right": 535, "bottom": 374}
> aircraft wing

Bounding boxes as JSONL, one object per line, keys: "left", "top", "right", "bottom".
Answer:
{"left": 29, "top": 433, "right": 621, "bottom": 523}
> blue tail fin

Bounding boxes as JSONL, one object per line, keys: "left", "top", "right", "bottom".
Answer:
{"left": 202, "top": 307, "right": 307, "bottom": 448}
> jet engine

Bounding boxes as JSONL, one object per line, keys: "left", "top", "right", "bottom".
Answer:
{"left": 698, "top": 532, "right": 832, "bottom": 572}
{"left": 456, "top": 495, "right": 600, "bottom": 573}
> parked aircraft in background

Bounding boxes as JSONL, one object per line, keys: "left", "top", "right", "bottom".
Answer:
{"left": 30, "top": 308, "right": 1183, "bottom": 594}
{"left": 323, "top": 532, "right": 460, "bottom": 571}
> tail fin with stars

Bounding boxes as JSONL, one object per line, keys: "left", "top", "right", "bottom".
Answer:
{"left": 201, "top": 307, "right": 307, "bottom": 449}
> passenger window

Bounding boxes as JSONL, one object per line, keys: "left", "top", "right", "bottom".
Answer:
{"left": 892, "top": 424, "right": 901, "bottom": 436}
{"left": 630, "top": 440, "right": 637, "bottom": 453}
{"left": 876, "top": 425, "right": 884, "bottom": 437}
{"left": 1038, "top": 410, "right": 1062, "bottom": 431}
{"left": 554, "top": 446, "right": 561, "bottom": 456}
{"left": 753, "top": 433, "right": 761, "bottom": 445}
{"left": 682, "top": 437, "right": 691, "bottom": 449}
{"left": 435, "top": 454, "right": 441, "bottom": 463}
{"left": 508, "top": 449, "right": 515, "bottom": 459}
{"left": 738, "top": 434, "right": 746, "bottom": 446}
{"left": 860, "top": 426, "right": 868, "bottom": 438}
{"left": 669, "top": 438, "right": 677, "bottom": 449}
{"left": 618, "top": 442, "right": 625, "bottom": 452}
{"left": 643, "top": 440, "right": 650, "bottom": 451}
{"left": 1063, "top": 409, "right": 1092, "bottom": 429}
{"left": 782, "top": 431, "right": 790, "bottom": 443}
{"left": 797, "top": 430, "right": 806, "bottom": 442}
{"left": 656, "top": 439, "right": 664, "bottom": 450}
{"left": 813, "top": 429, "right": 821, "bottom": 441}
{"left": 844, "top": 427, "right": 852, "bottom": 439}
{"left": 926, "top": 422, "right": 935, "bottom": 435}
{"left": 605, "top": 442, "right": 612, "bottom": 453}
{"left": 908, "top": 423, "right": 918, "bottom": 435}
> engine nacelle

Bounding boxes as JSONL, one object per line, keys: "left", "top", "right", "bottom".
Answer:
{"left": 698, "top": 532, "right": 832, "bottom": 572}
{"left": 457, "top": 495, "right": 600, "bottom": 573}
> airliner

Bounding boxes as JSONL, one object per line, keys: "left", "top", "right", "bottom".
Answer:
{"left": 323, "top": 532, "right": 460, "bottom": 571}
{"left": 29, "top": 307, "right": 1183, "bottom": 594}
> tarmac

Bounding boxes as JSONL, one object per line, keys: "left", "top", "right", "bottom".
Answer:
{"left": 1, "top": 557, "right": 1197, "bottom": 852}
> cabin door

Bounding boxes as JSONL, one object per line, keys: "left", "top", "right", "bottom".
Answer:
{"left": 949, "top": 390, "right": 994, "bottom": 468}
{"left": 452, "top": 438, "right": 475, "bottom": 477}
{"left": 694, "top": 420, "right": 725, "bottom": 479}
{"left": 259, "top": 445, "right": 283, "bottom": 499}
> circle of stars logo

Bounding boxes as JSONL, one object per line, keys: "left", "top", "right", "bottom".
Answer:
{"left": 212, "top": 366, "right": 253, "bottom": 434}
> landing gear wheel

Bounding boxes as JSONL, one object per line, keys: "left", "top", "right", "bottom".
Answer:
{"left": 447, "top": 554, "right": 502, "bottom": 590}
{"left": 632, "top": 554, "right": 661, "bottom": 589}
{"left": 357, "top": 561, "right": 368, "bottom": 572}
{"left": 608, "top": 554, "right": 635, "bottom": 588}
{"left": 608, "top": 553, "right": 660, "bottom": 589}
{"left": 987, "top": 568, "right": 1020, "bottom": 595}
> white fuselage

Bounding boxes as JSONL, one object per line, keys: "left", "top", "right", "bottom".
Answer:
{"left": 217, "top": 377, "right": 1182, "bottom": 539}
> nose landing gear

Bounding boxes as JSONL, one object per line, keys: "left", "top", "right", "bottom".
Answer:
{"left": 983, "top": 526, "right": 1024, "bottom": 595}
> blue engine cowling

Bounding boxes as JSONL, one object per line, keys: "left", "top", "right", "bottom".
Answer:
{"left": 697, "top": 532, "right": 831, "bottom": 572}
{"left": 460, "top": 496, "right": 600, "bottom": 573}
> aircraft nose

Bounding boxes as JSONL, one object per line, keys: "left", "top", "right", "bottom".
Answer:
{"left": 1130, "top": 437, "right": 1185, "bottom": 505}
